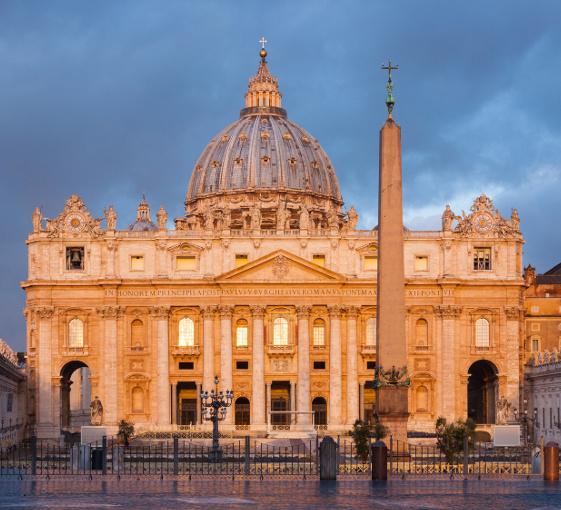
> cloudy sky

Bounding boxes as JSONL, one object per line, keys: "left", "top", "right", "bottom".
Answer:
{"left": 1, "top": 1, "right": 560, "bottom": 350}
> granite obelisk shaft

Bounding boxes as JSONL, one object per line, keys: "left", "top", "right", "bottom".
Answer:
{"left": 376, "top": 117, "right": 409, "bottom": 441}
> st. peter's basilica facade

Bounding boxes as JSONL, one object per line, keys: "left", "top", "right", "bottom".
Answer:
{"left": 23, "top": 49, "right": 525, "bottom": 438}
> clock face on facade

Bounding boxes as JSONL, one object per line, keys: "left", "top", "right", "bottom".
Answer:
{"left": 65, "top": 213, "right": 85, "bottom": 233}
{"left": 473, "top": 212, "right": 494, "bottom": 234}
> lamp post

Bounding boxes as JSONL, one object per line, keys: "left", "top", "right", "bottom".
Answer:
{"left": 513, "top": 399, "right": 539, "bottom": 446}
{"left": 201, "top": 375, "right": 233, "bottom": 461}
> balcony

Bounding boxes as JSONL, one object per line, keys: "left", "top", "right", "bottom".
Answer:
{"left": 171, "top": 345, "right": 201, "bottom": 358}
{"left": 360, "top": 344, "right": 376, "bottom": 357}
{"left": 62, "top": 346, "right": 89, "bottom": 357}
{"left": 267, "top": 343, "right": 296, "bottom": 356}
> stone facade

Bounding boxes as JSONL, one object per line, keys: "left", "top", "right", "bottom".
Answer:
{"left": 0, "top": 339, "right": 27, "bottom": 446}
{"left": 22, "top": 49, "right": 526, "bottom": 438}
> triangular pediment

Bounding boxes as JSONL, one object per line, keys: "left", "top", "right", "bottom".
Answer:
{"left": 216, "top": 249, "right": 345, "bottom": 283}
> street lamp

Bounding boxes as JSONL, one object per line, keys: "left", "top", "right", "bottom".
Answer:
{"left": 513, "top": 400, "right": 539, "bottom": 446}
{"left": 201, "top": 375, "right": 233, "bottom": 461}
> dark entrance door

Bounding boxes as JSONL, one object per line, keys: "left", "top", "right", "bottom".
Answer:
{"left": 271, "top": 381, "right": 291, "bottom": 426}
{"left": 468, "top": 360, "right": 498, "bottom": 424}
{"left": 177, "top": 382, "right": 198, "bottom": 425}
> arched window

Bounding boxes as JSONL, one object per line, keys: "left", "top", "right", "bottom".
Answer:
{"left": 178, "top": 317, "right": 195, "bottom": 346}
{"left": 273, "top": 317, "right": 289, "bottom": 345}
{"left": 235, "top": 397, "right": 250, "bottom": 425}
{"left": 416, "top": 386, "right": 429, "bottom": 412}
{"left": 313, "top": 319, "right": 325, "bottom": 347}
{"left": 365, "top": 317, "right": 376, "bottom": 346}
{"left": 131, "top": 319, "right": 144, "bottom": 349}
{"left": 475, "top": 318, "right": 490, "bottom": 348}
{"left": 312, "top": 397, "right": 327, "bottom": 426}
{"left": 132, "top": 386, "right": 144, "bottom": 413}
{"left": 415, "top": 319, "right": 428, "bottom": 348}
{"left": 68, "top": 318, "right": 84, "bottom": 348}
{"left": 236, "top": 319, "right": 248, "bottom": 347}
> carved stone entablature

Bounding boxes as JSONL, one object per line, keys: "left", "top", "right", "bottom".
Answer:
{"left": 36, "top": 306, "right": 55, "bottom": 319}
{"left": 45, "top": 194, "right": 104, "bottom": 238}
{"left": 295, "top": 305, "right": 312, "bottom": 319}
{"left": 219, "top": 305, "right": 234, "bottom": 318}
{"left": 249, "top": 305, "right": 266, "bottom": 318}
{"left": 327, "top": 305, "right": 342, "bottom": 318}
{"left": 149, "top": 306, "right": 170, "bottom": 319}
{"left": 434, "top": 305, "right": 462, "bottom": 319}
{"left": 453, "top": 195, "right": 521, "bottom": 238}
{"left": 504, "top": 306, "right": 522, "bottom": 320}
{"left": 98, "top": 305, "right": 124, "bottom": 319}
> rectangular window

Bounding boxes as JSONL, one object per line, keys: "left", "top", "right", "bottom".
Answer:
{"left": 235, "top": 254, "right": 249, "bottom": 267}
{"left": 178, "top": 361, "right": 194, "bottom": 370}
{"left": 236, "top": 360, "right": 249, "bottom": 370}
{"left": 312, "top": 254, "right": 326, "bottom": 267}
{"left": 531, "top": 338, "right": 540, "bottom": 352}
{"left": 313, "top": 361, "right": 326, "bottom": 370}
{"left": 414, "top": 255, "right": 429, "bottom": 272}
{"left": 473, "top": 247, "right": 492, "bottom": 271}
{"left": 6, "top": 393, "right": 13, "bottom": 413}
{"left": 130, "top": 255, "right": 145, "bottom": 271}
{"left": 363, "top": 255, "right": 378, "bottom": 271}
{"left": 66, "top": 247, "right": 84, "bottom": 270}
{"left": 176, "top": 255, "right": 197, "bottom": 271}
{"left": 366, "top": 361, "right": 376, "bottom": 370}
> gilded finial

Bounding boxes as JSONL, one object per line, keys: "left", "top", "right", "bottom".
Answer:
{"left": 259, "top": 36, "right": 268, "bottom": 60}
{"left": 381, "top": 59, "right": 399, "bottom": 118}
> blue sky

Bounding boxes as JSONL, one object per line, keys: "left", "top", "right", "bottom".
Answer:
{"left": 1, "top": 1, "right": 560, "bottom": 350}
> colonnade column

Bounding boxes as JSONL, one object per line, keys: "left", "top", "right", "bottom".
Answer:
{"left": 290, "top": 381, "right": 296, "bottom": 425}
{"left": 346, "top": 306, "right": 360, "bottom": 426}
{"left": 151, "top": 306, "right": 170, "bottom": 426}
{"left": 296, "top": 305, "right": 311, "bottom": 427}
{"left": 328, "top": 305, "right": 342, "bottom": 429}
{"left": 505, "top": 306, "right": 522, "bottom": 406}
{"left": 202, "top": 306, "right": 217, "bottom": 395}
{"left": 171, "top": 382, "right": 177, "bottom": 425}
{"left": 99, "top": 305, "right": 123, "bottom": 428}
{"left": 436, "top": 305, "right": 462, "bottom": 421}
{"left": 196, "top": 382, "right": 202, "bottom": 425}
{"left": 219, "top": 305, "right": 234, "bottom": 424}
{"left": 251, "top": 305, "right": 266, "bottom": 431}
{"left": 36, "top": 307, "right": 54, "bottom": 438}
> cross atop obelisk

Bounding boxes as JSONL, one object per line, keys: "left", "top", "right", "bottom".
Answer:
{"left": 381, "top": 59, "right": 399, "bottom": 118}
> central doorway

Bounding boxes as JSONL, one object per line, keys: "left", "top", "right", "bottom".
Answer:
{"left": 271, "top": 381, "right": 291, "bottom": 426}
{"left": 60, "top": 360, "right": 91, "bottom": 432}
{"left": 177, "top": 382, "right": 198, "bottom": 426}
{"left": 467, "top": 360, "right": 498, "bottom": 424}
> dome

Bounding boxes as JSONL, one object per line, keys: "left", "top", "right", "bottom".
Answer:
{"left": 185, "top": 49, "right": 342, "bottom": 211}
{"left": 129, "top": 196, "right": 157, "bottom": 232}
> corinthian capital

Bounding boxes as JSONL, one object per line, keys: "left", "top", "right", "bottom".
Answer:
{"left": 345, "top": 305, "right": 360, "bottom": 318}
{"left": 504, "top": 306, "right": 522, "bottom": 320}
{"left": 249, "top": 305, "right": 266, "bottom": 318}
{"left": 219, "top": 305, "right": 234, "bottom": 318}
{"left": 296, "top": 305, "right": 312, "bottom": 319}
{"left": 435, "top": 305, "right": 462, "bottom": 319}
{"left": 98, "top": 305, "right": 124, "bottom": 319}
{"left": 327, "top": 305, "right": 343, "bottom": 318}
{"left": 36, "top": 306, "right": 55, "bottom": 319}
{"left": 149, "top": 306, "right": 170, "bottom": 319}
{"left": 201, "top": 305, "right": 218, "bottom": 319}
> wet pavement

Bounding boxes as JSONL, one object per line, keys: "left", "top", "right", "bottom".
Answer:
{"left": 1, "top": 478, "right": 561, "bottom": 509}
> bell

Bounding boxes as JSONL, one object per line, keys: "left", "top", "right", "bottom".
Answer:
{"left": 71, "top": 250, "right": 82, "bottom": 263}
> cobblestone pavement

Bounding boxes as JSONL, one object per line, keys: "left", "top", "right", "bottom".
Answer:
{"left": 1, "top": 478, "right": 561, "bottom": 509}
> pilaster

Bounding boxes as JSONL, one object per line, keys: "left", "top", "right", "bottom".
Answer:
{"left": 149, "top": 305, "right": 170, "bottom": 426}
{"left": 345, "top": 306, "right": 360, "bottom": 425}
{"left": 296, "top": 305, "right": 312, "bottom": 426}
{"left": 250, "top": 305, "right": 266, "bottom": 431}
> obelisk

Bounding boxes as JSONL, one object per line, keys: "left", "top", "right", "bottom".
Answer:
{"left": 375, "top": 60, "right": 409, "bottom": 441}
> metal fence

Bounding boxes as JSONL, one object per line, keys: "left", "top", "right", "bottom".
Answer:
{"left": 0, "top": 435, "right": 537, "bottom": 478}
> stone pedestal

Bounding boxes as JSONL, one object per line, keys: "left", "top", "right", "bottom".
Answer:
{"left": 378, "top": 386, "right": 408, "bottom": 443}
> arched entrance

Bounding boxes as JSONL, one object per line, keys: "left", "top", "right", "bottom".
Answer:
{"left": 312, "top": 397, "right": 327, "bottom": 426}
{"left": 60, "top": 360, "right": 91, "bottom": 431}
{"left": 467, "top": 360, "right": 498, "bottom": 424}
{"left": 235, "top": 397, "right": 250, "bottom": 426}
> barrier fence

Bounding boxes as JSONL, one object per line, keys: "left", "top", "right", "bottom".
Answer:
{"left": 0, "top": 435, "right": 539, "bottom": 478}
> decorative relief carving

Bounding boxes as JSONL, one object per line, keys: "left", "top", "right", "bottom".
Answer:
{"left": 271, "top": 358, "right": 289, "bottom": 372}
{"left": 249, "top": 305, "right": 266, "bottom": 318}
{"left": 295, "top": 305, "right": 312, "bottom": 318}
{"left": 219, "top": 305, "right": 234, "bottom": 318}
{"left": 98, "top": 306, "right": 124, "bottom": 319}
{"left": 0, "top": 339, "right": 19, "bottom": 366}
{"left": 434, "top": 305, "right": 462, "bottom": 319}
{"left": 272, "top": 255, "right": 289, "bottom": 279}
{"left": 130, "top": 360, "right": 144, "bottom": 371}
{"left": 201, "top": 305, "right": 219, "bottom": 318}
{"left": 453, "top": 195, "right": 520, "bottom": 238}
{"left": 46, "top": 195, "right": 103, "bottom": 238}
{"left": 345, "top": 306, "right": 360, "bottom": 318}
{"left": 37, "top": 307, "right": 55, "bottom": 319}
{"left": 327, "top": 305, "right": 342, "bottom": 318}
{"left": 504, "top": 306, "right": 522, "bottom": 320}
{"left": 148, "top": 306, "right": 170, "bottom": 319}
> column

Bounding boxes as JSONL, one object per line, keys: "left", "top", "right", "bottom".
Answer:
{"left": 219, "top": 305, "right": 234, "bottom": 424}
{"left": 436, "top": 305, "right": 462, "bottom": 421}
{"left": 171, "top": 382, "right": 177, "bottom": 426}
{"left": 328, "top": 305, "right": 342, "bottom": 428}
{"left": 359, "top": 382, "right": 365, "bottom": 421}
{"left": 202, "top": 306, "right": 217, "bottom": 393}
{"left": 150, "top": 306, "right": 170, "bottom": 426}
{"left": 296, "top": 305, "right": 312, "bottom": 427}
{"left": 251, "top": 305, "right": 266, "bottom": 431}
{"left": 290, "top": 381, "right": 296, "bottom": 425}
{"left": 196, "top": 382, "right": 202, "bottom": 425}
{"left": 99, "top": 306, "right": 122, "bottom": 427}
{"left": 505, "top": 306, "right": 522, "bottom": 407}
{"left": 265, "top": 382, "right": 271, "bottom": 431}
{"left": 346, "top": 306, "right": 360, "bottom": 425}
{"left": 36, "top": 307, "right": 54, "bottom": 438}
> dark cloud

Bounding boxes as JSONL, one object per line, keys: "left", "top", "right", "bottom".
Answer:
{"left": 1, "top": 0, "right": 560, "bottom": 350}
